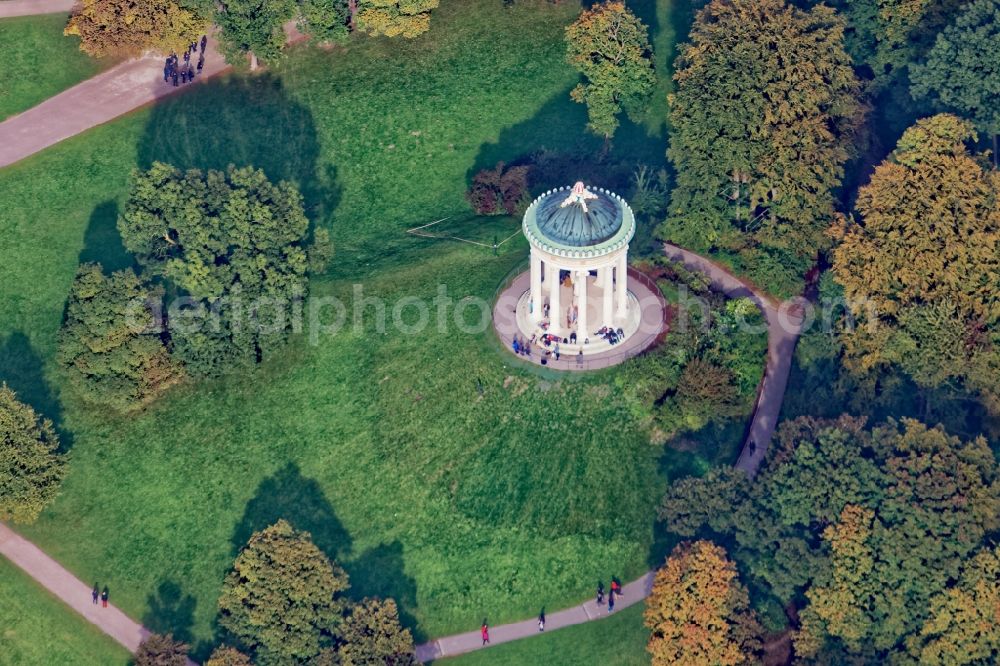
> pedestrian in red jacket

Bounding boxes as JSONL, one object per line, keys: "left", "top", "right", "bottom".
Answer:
{"left": 481, "top": 620, "right": 489, "bottom": 645}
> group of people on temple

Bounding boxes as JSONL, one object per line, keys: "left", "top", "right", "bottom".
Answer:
{"left": 163, "top": 35, "right": 208, "bottom": 87}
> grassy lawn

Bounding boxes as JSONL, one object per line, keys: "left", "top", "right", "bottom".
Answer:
{"left": 0, "top": 0, "right": 720, "bottom": 660}
{"left": 436, "top": 604, "right": 650, "bottom": 666}
{"left": 0, "top": 557, "right": 131, "bottom": 665}
{"left": 0, "top": 13, "right": 106, "bottom": 121}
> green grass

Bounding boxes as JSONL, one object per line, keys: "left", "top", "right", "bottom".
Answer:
{"left": 0, "top": 557, "right": 131, "bottom": 665}
{"left": 435, "top": 604, "right": 650, "bottom": 666}
{"left": 0, "top": 14, "right": 106, "bottom": 120}
{"left": 0, "top": 0, "right": 711, "bottom": 659}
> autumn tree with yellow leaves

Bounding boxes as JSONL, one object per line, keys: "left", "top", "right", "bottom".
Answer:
{"left": 832, "top": 114, "right": 1000, "bottom": 414}
{"left": 645, "top": 540, "right": 762, "bottom": 665}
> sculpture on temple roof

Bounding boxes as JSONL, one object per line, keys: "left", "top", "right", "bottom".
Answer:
{"left": 559, "top": 181, "right": 599, "bottom": 213}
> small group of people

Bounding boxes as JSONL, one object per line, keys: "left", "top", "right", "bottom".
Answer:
{"left": 511, "top": 335, "right": 532, "bottom": 357}
{"left": 595, "top": 579, "right": 623, "bottom": 613}
{"left": 163, "top": 35, "right": 208, "bottom": 87}
{"left": 91, "top": 583, "right": 109, "bottom": 608}
{"left": 595, "top": 326, "right": 625, "bottom": 345}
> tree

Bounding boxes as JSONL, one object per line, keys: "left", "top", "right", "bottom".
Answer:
{"left": 205, "top": 646, "right": 253, "bottom": 666}
{"left": 299, "top": 0, "right": 351, "bottom": 46}
{"left": 911, "top": 0, "right": 1000, "bottom": 165}
{"left": 661, "top": 0, "right": 863, "bottom": 296}
{"left": 661, "top": 415, "right": 1000, "bottom": 660}
{"left": 134, "top": 633, "right": 189, "bottom": 666}
{"left": 645, "top": 540, "right": 762, "bottom": 666}
{"left": 338, "top": 598, "right": 417, "bottom": 666}
{"left": 792, "top": 419, "right": 1000, "bottom": 658}
{"left": 837, "top": 0, "right": 963, "bottom": 89}
{"left": 57, "top": 264, "right": 181, "bottom": 412}
{"left": 357, "top": 0, "right": 439, "bottom": 38}
{"left": 65, "top": 0, "right": 207, "bottom": 57}
{"left": 564, "top": 1, "right": 655, "bottom": 138}
{"left": 216, "top": 0, "right": 297, "bottom": 69}
{"left": 118, "top": 162, "right": 310, "bottom": 377}
{"left": 218, "top": 520, "right": 350, "bottom": 665}
{"left": 909, "top": 546, "right": 1000, "bottom": 664}
{"left": 0, "top": 385, "right": 65, "bottom": 524}
{"left": 466, "top": 162, "right": 530, "bottom": 216}
{"left": 831, "top": 114, "right": 1000, "bottom": 413}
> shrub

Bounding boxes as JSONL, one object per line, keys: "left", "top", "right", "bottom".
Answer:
{"left": 466, "top": 162, "right": 531, "bottom": 216}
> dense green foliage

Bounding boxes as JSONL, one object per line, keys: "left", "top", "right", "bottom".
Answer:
{"left": 832, "top": 115, "right": 1000, "bottom": 416}
{"left": 119, "top": 162, "right": 310, "bottom": 377}
{"left": 57, "top": 264, "right": 180, "bottom": 411}
{"left": 565, "top": 1, "right": 656, "bottom": 138}
{"left": 0, "top": 14, "right": 104, "bottom": 121}
{"left": 910, "top": 545, "right": 1000, "bottom": 664}
{"left": 219, "top": 520, "right": 350, "bottom": 664}
{"left": 661, "top": 416, "right": 1000, "bottom": 661}
{"left": 910, "top": 0, "right": 1000, "bottom": 158}
{"left": 661, "top": 0, "right": 863, "bottom": 297}
{"left": 0, "top": 557, "right": 130, "bottom": 665}
{"left": 134, "top": 633, "right": 190, "bottom": 666}
{"left": 216, "top": 0, "right": 297, "bottom": 67}
{"left": 338, "top": 598, "right": 416, "bottom": 665}
{"left": 619, "top": 260, "right": 767, "bottom": 440}
{"left": 299, "top": 0, "right": 351, "bottom": 45}
{"left": 0, "top": 384, "right": 65, "bottom": 524}
{"left": 835, "top": 0, "right": 962, "bottom": 89}
{"left": 645, "top": 540, "right": 761, "bottom": 665}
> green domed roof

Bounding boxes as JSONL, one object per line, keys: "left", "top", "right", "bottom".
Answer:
{"left": 533, "top": 187, "right": 623, "bottom": 247}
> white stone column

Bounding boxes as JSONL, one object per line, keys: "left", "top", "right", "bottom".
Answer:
{"left": 530, "top": 251, "right": 543, "bottom": 323}
{"left": 547, "top": 262, "right": 561, "bottom": 334}
{"left": 616, "top": 251, "right": 628, "bottom": 319}
{"left": 577, "top": 269, "right": 589, "bottom": 342}
{"left": 601, "top": 265, "right": 613, "bottom": 329}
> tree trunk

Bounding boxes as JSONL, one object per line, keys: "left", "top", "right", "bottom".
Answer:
{"left": 993, "top": 133, "right": 998, "bottom": 170}
{"left": 348, "top": 0, "right": 357, "bottom": 31}
{"left": 249, "top": 51, "right": 258, "bottom": 71}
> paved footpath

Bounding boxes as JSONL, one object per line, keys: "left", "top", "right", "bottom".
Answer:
{"left": 0, "top": 0, "right": 75, "bottom": 18}
{"left": 0, "top": 36, "right": 230, "bottom": 168}
{"left": 662, "top": 243, "right": 804, "bottom": 478}
{"left": 0, "top": 523, "right": 196, "bottom": 665}
{"left": 416, "top": 573, "right": 655, "bottom": 662}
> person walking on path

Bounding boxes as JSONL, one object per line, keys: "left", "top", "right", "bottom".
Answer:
{"left": 101, "top": 586, "right": 109, "bottom": 608}
{"left": 596, "top": 582, "right": 605, "bottom": 605}
{"left": 611, "top": 578, "right": 622, "bottom": 599}
{"left": 200, "top": 35, "right": 207, "bottom": 52}
{"left": 480, "top": 621, "right": 489, "bottom": 645}
{"left": 538, "top": 610, "right": 545, "bottom": 632}
{"left": 607, "top": 589, "right": 615, "bottom": 613}
{"left": 91, "top": 583, "right": 99, "bottom": 605}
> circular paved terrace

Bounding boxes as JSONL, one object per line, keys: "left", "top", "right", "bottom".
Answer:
{"left": 492, "top": 267, "right": 669, "bottom": 371}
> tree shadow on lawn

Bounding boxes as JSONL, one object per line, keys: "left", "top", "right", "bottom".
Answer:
{"left": 0, "top": 331, "right": 72, "bottom": 452}
{"left": 467, "top": 90, "right": 667, "bottom": 198}
{"left": 230, "top": 462, "right": 424, "bottom": 641}
{"left": 143, "top": 579, "right": 197, "bottom": 649}
{"left": 136, "top": 73, "right": 341, "bottom": 233}
{"left": 77, "top": 200, "right": 134, "bottom": 274}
